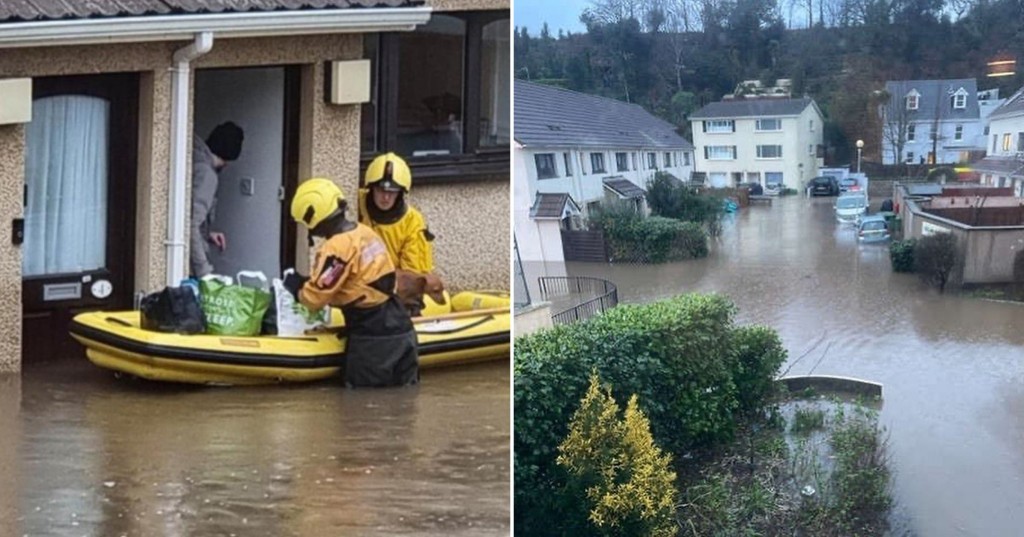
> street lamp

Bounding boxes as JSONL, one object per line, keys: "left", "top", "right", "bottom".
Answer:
{"left": 856, "top": 139, "right": 864, "bottom": 174}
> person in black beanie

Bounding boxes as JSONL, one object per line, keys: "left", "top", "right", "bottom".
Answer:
{"left": 190, "top": 121, "right": 244, "bottom": 277}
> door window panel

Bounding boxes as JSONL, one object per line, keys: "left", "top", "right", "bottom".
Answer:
{"left": 24, "top": 95, "right": 109, "bottom": 276}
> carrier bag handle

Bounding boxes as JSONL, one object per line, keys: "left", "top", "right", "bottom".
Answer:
{"left": 236, "top": 270, "right": 269, "bottom": 291}
{"left": 202, "top": 274, "right": 233, "bottom": 286}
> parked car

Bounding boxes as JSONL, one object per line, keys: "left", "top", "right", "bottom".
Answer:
{"left": 857, "top": 214, "right": 891, "bottom": 242}
{"left": 809, "top": 176, "right": 839, "bottom": 196}
{"left": 834, "top": 192, "right": 868, "bottom": 224}
{"left": 839, "top": 177, "right": 862, "bottom": 194}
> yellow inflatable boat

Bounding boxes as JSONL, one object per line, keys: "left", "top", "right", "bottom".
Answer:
{"left": 69, "top": 291, "right": 510, "bottom": 385}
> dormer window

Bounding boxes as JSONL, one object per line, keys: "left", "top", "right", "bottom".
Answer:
{"left": 952, "top": 88, "right": 968, "bottom": 109}
{"left": 906, "top": 90, "right": 920, "bottom": 110}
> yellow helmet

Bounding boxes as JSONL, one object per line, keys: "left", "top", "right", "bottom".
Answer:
{"left": 291, "top": 178, "right": 345, "bottom": 229}
{"left": 364, "top": 152, "right": 412, "bottom": 192}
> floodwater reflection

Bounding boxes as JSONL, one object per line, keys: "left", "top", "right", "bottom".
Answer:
{"left": 566, "top": 196, "right": 1024, "bottom": 536}
{"left": 6, "top": 357, "right": 509, "bottom": 536}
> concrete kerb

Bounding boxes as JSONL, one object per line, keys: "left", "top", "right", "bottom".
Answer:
{"left": 778, "top": 375, "right": 883, "bottom": 398}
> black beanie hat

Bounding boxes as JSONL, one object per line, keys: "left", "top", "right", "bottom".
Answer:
{"left": 206, "top": 121, "right": 244, "bottom": 161}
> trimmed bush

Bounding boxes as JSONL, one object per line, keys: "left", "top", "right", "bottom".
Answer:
{"left": 514, "top": 294, "right": 789, "bottom": 534}
{"left": 590, "top": 202, "right": 708, "bottom": 262}
{"left": 557, "top": 375, "right": 678, "bottom": 537}
{"left": 889, "top": 238, "right": 916, "bottom": 273}
{"left": 732, "top": 326, "right": 787, "bottom": 416}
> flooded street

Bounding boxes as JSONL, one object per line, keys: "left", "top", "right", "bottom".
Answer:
{"left": 565, "top": 195, "right": 1024, "bottom": 536}
{"left": 1, "top": 358, "right": 509, "bottom": 537}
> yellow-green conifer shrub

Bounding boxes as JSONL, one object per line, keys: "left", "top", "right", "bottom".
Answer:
{"left": 557, "top": 374, "right": 678, "bottom": 537}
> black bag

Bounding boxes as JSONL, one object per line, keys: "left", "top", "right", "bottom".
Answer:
{"left": 140, "top": 286, "right": 206, "bottom": 334}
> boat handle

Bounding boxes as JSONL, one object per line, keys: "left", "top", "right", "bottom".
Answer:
{"left": 105, "top": 317, "right": 133, "bottom": 327}
{"left": 416, "top": 315, "right": 494, "bottom": 336}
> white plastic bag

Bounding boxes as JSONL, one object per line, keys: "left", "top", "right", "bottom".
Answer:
{"left": 272, "top": 270, "right": 330, "bottom": 336}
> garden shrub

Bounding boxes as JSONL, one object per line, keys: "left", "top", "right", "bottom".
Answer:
{"left": 514, "top": 294, "right": 788, "bottom": 534}
{"left": 589, "top": 202, "right": 708, "bottom": 262}
{"left": 914, "top": 232, "right": 960, "bottom": 292}
{"left": 732, "top": 326, "right": 787, "bottom": 416}
{"left": 889, "top": 238, "right": 916, "bottom": 273}
{"left": 557, "top": 375, "right": 678, "bottom": 537}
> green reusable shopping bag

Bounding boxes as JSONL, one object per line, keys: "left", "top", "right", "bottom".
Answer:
{"left": 199, "top": 275, "right": 272, "bottom": 336}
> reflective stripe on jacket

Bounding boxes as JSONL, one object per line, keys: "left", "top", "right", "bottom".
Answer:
{"left": 298, "top": 223, "right": 396, "bottom": 312}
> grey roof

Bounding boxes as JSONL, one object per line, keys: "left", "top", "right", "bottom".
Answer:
{"left": 602, "top": 176, "right": 645, "bottom": 199}
{"left": 971, "top": 156, "right": 1024, "bottom": 177}
{"left": 530, "top": 192, "right": 579, "bottom": 219}
{"left": 689, "top": 97, "right": 817, "bottom": 119}
{"left": 883, "top": 79, "right": 980, "bottom": 122}
{"left": 0, "top": 0, "right": 418, "bottom": 22}
{"left": 514, "top": 80, "right": 693, "bottom": 151}
{"left": 989, "top": 86, "right": 1024, "bottom": 120}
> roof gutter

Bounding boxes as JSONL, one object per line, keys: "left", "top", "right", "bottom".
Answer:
{"left": 0, "top": 7, "right": 433, "bottom": 48}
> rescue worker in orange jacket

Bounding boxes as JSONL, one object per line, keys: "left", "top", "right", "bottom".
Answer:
{"left": 283, "top": 178, "right": 417, "bottom": 388}
{"left": 359, "top": 153, "right": 435, "bottom": 275}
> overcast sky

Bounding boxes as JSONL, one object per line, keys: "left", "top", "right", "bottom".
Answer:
{"left": 514, "top": 0, "right": 589, "bottom": 35}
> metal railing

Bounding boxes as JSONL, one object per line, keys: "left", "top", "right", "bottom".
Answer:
{"left": 538, "top": 276, "right": 618, "bottom": 325}
{"left": 514, "top": 236, "right": 531, "bottom": 308}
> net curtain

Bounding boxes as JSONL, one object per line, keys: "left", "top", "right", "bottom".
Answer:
{"left": 23, "top": 95, "right": 109, "bottom": 277}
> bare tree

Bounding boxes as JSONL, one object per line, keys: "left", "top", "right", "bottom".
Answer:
{"left": 878, "top": 88, "right": 912, "bottom": 170}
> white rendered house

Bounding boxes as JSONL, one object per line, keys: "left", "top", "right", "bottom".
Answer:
{"left": 689, "top": 97, "right": 824, "bottom": 189}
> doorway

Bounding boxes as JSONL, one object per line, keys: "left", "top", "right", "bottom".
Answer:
{"left": 193, "top": 66, "right": 300, "bottom": 281}
{"left": 21, "top": 73, "right": 139, "bottom": 362}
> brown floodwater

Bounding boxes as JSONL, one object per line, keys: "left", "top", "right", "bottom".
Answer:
{"left": 563, "top": 195, "right": 1024, "bottom": 536}
{"left": 1, "top": 356, "right": 509, "bottom": 537}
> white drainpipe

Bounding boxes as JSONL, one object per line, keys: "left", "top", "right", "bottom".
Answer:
{"left": 166, "top": 32, "right": 213, "bottom": 287}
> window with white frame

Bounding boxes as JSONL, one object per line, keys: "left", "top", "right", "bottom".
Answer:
{"left": 908, "top": 125, "right": 916, "bottom": 141}
{"left": 1018, "top": 132, "right": 1024, "bottom": 152}
{"left": 906, "top": 151, "right": 914, "bottom": 163}
{"left": 756, "top": 145, "right": 783, "bottom": 159}
{"left": 632, "top": 152, "right": 638, "bottom": 170}
{"left": 664, "top": 152, "right": 672, "bottom": 167}
{"left": 704, "top": 146, "right": 736, "bottom": 160}
{"left": 809, "top": 119, "right": 814, "bottom": 131}
{"left": 579, "top": 151, "right": 588, "bottom": 174}
{"left": 1003, "top": 133, "right": 1012, "bottom": 152}
{"left": 808, "top": 144, "right": 814, "bottom": 156}
{"left": 590, "top": 152, "right": 606, "bottom": 173}
{"left": 756, "top": 118, "right": 781, "bottom": 131}
{"left": 535, "top": 153, "right": 557, "bottom": 179}
{"left": 955, "top": 124, "right": 963, "bottom": 141}
{"left": 993, "top": 134, "right": 998, "bottom": 153}
{"left": 683, "top": 152, "right": 690, "bottom": 166}
{"left": 647, "top": 152, "right": 657, "bottom": 169}
{"left": 765, "top": 172, "right": 783, "bottom": 185}
{"left": 563, "top": 152, "right": 572, "bottom": 175}
{"left": 704, "top": 120, "right": 735, "bottom": 133}
{"left": 615, "top": 152, "right": 629, "bottom": 172}
{"left": 906, "top": 90, "right": 919, "bottom": 110}
{"left": 952, "top": 89, "right": 967, "bottom": 109}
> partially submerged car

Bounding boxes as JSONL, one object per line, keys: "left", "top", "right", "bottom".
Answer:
{"left": 809, "top": 176, "right": 839, "bottom": 196}
{"left": 857, "top": 214, "right": 891, "bottom": 243}
{"left": 834, "top": 192, "right": 868, "bottom": 224}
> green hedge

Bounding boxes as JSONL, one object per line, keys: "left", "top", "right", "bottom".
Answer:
{"left": 889, "top": 238, "right": 916, "bottom": 272}
{"left": 591, "top": 205, "right": 708, "bottom": 262}
{"left": 514, "top": 294, "right": 788, "bottom": 535}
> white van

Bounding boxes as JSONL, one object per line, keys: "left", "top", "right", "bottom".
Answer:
{"left": 834, "top": 192, "right": 868, "bottom": 224}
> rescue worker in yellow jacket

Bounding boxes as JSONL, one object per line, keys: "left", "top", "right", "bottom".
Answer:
{"left": 283, "top": 178, "right": 417, "bottom": 388}
{"left": 359, "top": 153, "right": 435, "bottom": 274}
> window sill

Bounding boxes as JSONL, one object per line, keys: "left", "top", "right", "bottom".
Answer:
{"left": 361, "top": 152, "right": 509, "bottom": 184}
